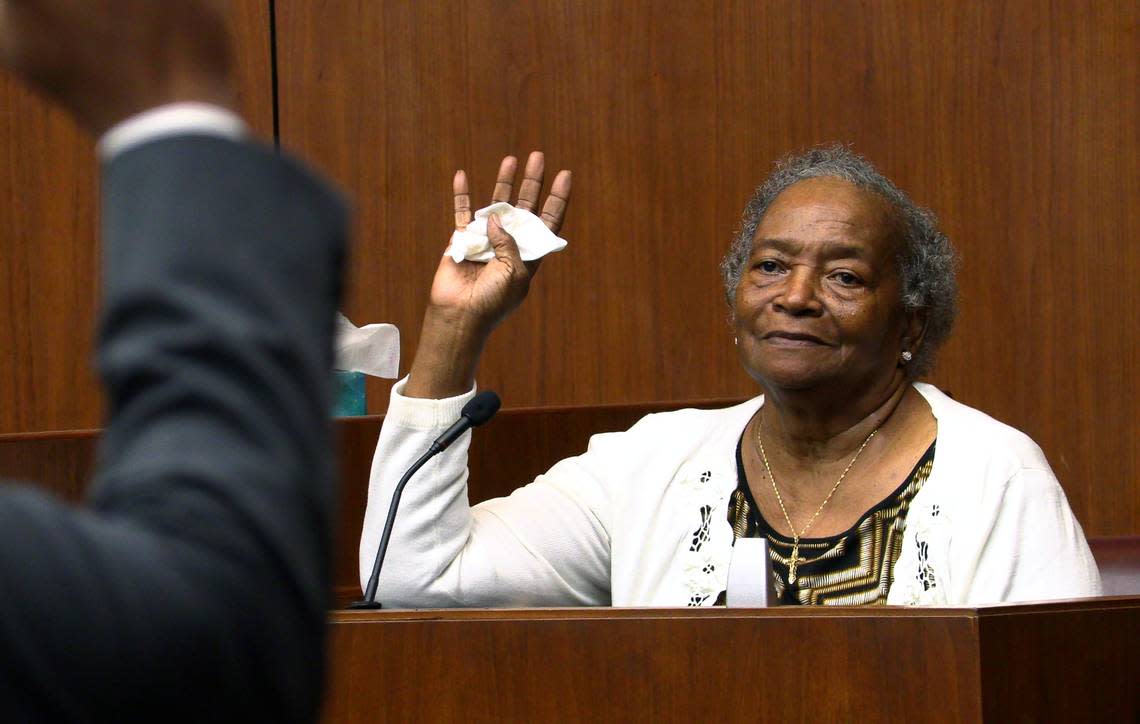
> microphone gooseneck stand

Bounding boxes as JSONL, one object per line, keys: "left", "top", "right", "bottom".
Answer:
{"left": 350, "top": 390, "right": 501, "bottom": 610}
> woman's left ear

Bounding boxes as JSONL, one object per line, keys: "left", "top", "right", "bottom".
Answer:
{"left": 901, "top": 310, "right": 928, "bottom": 360}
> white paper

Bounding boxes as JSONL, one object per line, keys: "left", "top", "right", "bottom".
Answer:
{"left": 726, "top": 538, "right": 778, "bottom": 607}
{"left": 334, "top": 313, "right": 400, "bottom": 378}
{"left": 445, "top": 202, "right": 568, "bottom": 263}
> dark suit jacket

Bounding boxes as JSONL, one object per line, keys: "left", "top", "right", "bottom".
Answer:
{"left": 0, "top": 136, "right": 346, "bottom": 722}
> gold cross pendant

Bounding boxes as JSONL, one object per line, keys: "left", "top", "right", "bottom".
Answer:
{"left": 788, "top": 542, "right": 800, "bottom": 585}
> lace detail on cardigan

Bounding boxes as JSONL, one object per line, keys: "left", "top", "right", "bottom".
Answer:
{"left": 679, "top": 465, "right": 732, "bottom": 606}
{"left": 892, "top": 500, "right": 949, "bottom": 605}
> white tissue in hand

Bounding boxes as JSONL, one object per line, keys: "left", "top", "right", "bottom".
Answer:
{"left": 334, "top": 313, "right": 400, "bottom": 379}
{"left": 445, "top": 202, "right": 567, "bottom": 263}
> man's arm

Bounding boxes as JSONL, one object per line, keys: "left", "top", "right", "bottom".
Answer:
{"left": 0, "top": 134, "right": 346, "bottom": 721}
{"left": 0, "top": 1, "right": 347, "bottom": 719}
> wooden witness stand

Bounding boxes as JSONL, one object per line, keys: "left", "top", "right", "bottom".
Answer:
{"left": 324, "top": 598, "right": 1139, "bottom": 722}
{"left": 2, "top": 402, "right": 1138, "bottom": 722}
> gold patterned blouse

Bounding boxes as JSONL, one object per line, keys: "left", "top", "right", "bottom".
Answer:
{"left": 720, "top": 440, "right": 936, "bottom": 606}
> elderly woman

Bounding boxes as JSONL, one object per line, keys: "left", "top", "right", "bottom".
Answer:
{"left": 360, "top": 146, "right": 1101, "bottom": 607}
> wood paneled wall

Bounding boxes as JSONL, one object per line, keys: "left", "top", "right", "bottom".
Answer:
{"left": 0, "top": 2, "right": 276, "bottom": 433}
{"left": 1, "top": 2, "right": 1137, "bottom": 536}
{"left": 275, "top": 1, "right": 1138, "bottom": 535}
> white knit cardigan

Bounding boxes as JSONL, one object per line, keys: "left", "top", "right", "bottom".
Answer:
{"left": 360, "top": 381, "right": 1102, "bottom": 608}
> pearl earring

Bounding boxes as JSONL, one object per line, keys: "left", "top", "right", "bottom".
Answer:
{"left": 734, "top": 337, "right": 739, "bottom": 346}
{"left": 900, "top": 350, "right": 913, "bottom": 364}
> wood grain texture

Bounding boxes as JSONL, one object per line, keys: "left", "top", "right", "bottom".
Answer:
{"left": 320, "top": 598, "right": 1140, "bottom": 722}
{"left": 0, "top": 87, "right": 101, "bottom": 434}
{"left": 0, "top": 1, "right": 276, "bottom": 434}
{"left": 978, "top": 597, "right": 1140, "bottom": 721}
{"left": 275, "top": 0, "right": 1139, "bottom": 536}
{"left": 0, "top": 430, "right": 98, "bottom": 502}
{"left": 322, "top": 606, "right": 985, "bottom": 723}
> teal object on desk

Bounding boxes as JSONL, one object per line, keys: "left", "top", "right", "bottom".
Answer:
{"left": 333, "top": 370, "right": 367, "bottom": 417}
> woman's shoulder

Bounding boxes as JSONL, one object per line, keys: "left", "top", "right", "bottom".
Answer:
{"left": 911, "top": 383, "right": 1069, "bottom": 520}
{"left": 913, "top": 382, "right": 1051, "bottom": 471}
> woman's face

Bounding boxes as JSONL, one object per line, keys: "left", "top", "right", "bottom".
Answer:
{"left": 733, "top": 176, "right": 916, "bottom": 393}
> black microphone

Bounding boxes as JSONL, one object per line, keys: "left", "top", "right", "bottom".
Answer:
{"left": 350, "top": 390, "right": 501, "bottom": 609}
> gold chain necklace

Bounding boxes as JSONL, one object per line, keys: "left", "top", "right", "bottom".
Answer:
{"left": 754, "top": 418, "right": 878, "bottom": 585}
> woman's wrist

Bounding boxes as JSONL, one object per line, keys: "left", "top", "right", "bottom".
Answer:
{"left": 403, "top": 307, "right": 490, "bottom": 399}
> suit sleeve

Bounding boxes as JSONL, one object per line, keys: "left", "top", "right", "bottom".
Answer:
{"left": 0, "top": 136, "right": 345, "bottom": 722}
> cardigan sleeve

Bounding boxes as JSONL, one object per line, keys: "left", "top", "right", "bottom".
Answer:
{"left": 950, "top": 465, "right": 1103, "bottom": 604}
{"left": 904, "top": 384, "right": 1103, "bottom": 606}
{"left": 360, "top": 378, "right": 612, "bottom": 607}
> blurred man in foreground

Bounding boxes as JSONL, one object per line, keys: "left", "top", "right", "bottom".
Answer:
{"left": 0, "top": 1, "right": 345, "bottom": 719}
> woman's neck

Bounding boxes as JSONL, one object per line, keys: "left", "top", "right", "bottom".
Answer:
{"left": 759, "top": 373, "right": 912, "bottom": 464}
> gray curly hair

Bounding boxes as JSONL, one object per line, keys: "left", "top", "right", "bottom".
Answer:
{"left": 719, "top": 145, "right": 958, "bottom": 377}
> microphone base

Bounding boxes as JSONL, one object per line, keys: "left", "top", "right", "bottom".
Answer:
{"left": 347, "top": 600, "right": 384, "bottom": 610}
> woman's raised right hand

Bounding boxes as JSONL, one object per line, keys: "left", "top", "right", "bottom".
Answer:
{"left": 404, "top": 152, "right": 572, "bottom": 399}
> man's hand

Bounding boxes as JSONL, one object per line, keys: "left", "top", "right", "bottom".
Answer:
{"left": 0, "top": 0, "right": 235, "bottom": 135}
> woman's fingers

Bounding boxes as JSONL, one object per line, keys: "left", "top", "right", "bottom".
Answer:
{"left": 454, "top": 153, "right": 569, "bottom": 239}
{"left": 539, "top": 169, "right": 572, "bottom": 233}
{"left": 491, "top": 156, "right": 518, "bottom": 204}
{"left": 515, "top": 151, "right": 545, "bottom": 213}
{"left": 453, "top": 170, "right": 472, "bottom": 230}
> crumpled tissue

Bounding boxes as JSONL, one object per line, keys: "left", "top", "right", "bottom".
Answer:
{"left": 334, "top": 312, "right": 399, "bottom": 378}
{"left": 445, "top": 202, "right": 567, "bottom": 263}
